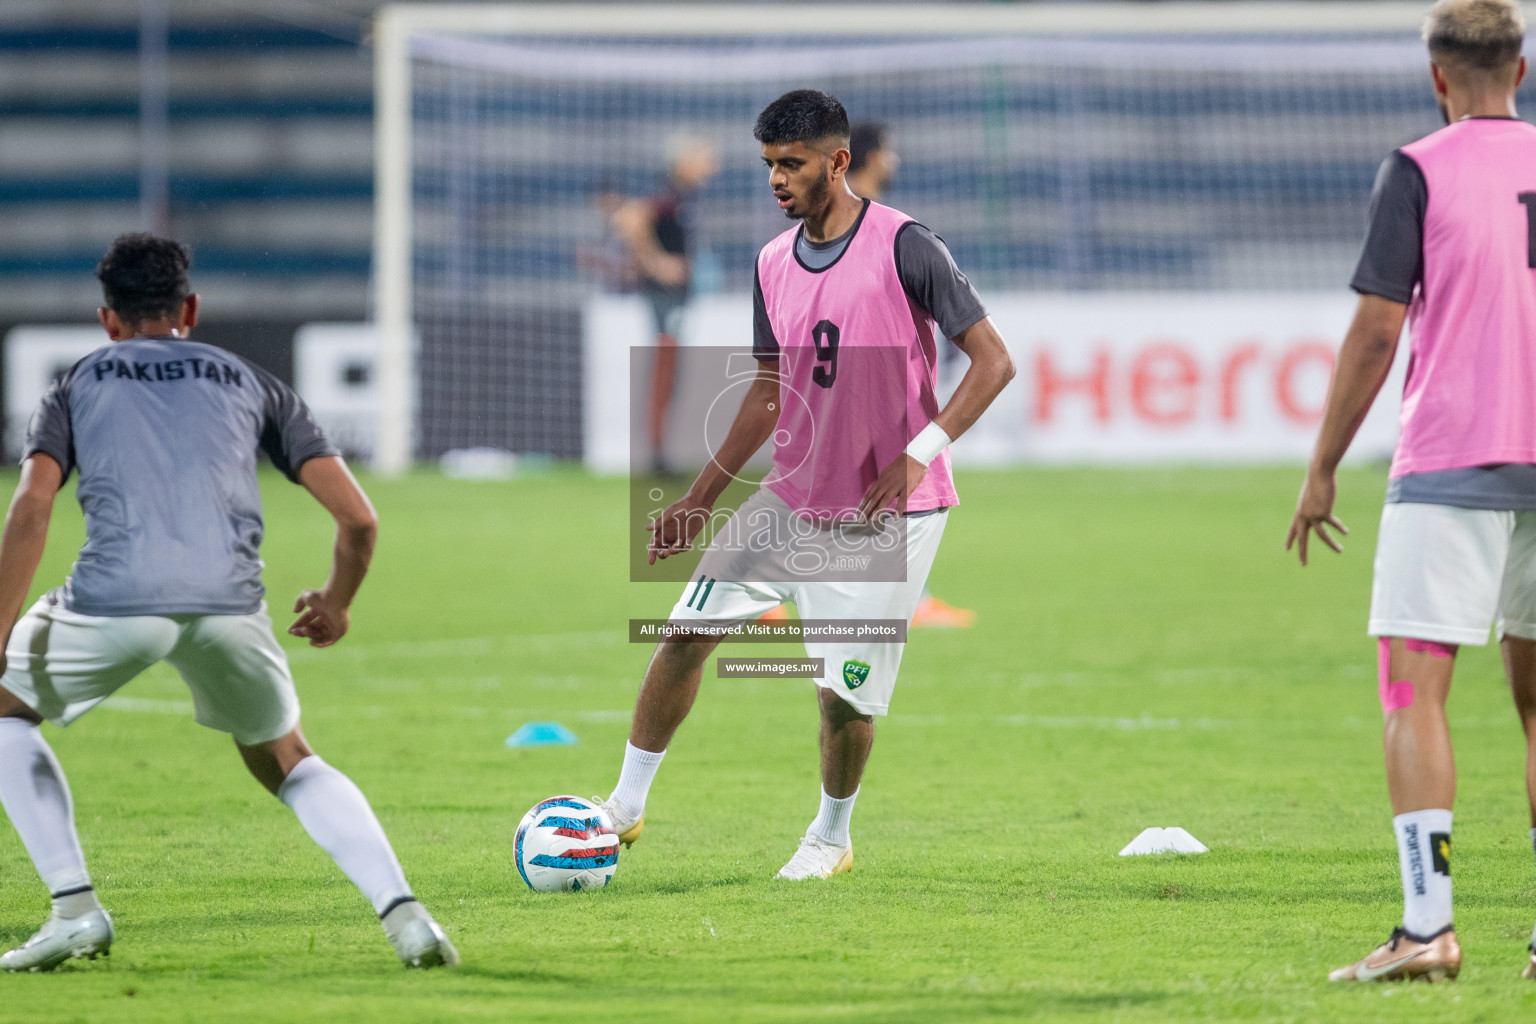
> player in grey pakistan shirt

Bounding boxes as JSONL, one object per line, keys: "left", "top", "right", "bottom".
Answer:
{"left": 24, "top": 340, "right": 337, "bottom": 616}
{"left": 0, "top": 234, "right": 457, "bottom": 972}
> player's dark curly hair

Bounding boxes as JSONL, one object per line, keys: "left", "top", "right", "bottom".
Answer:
{"left": 753, "top": 90, "right": 849, "bottom": 148}
{"left": 96, "top": 233, "right": 191, "bottom": 325}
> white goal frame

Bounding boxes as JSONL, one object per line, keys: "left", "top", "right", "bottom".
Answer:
{"left": 370, "top": 0, "right": 1470, "bottom": 473}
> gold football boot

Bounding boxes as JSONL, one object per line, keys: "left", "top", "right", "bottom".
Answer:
{"left": 1329, "top": 926, "right": 1460, "bottom": 983}
{"left": 595, "top": 796, "right": 644, "bottom": 847}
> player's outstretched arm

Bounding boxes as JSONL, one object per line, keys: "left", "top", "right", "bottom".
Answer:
{"left": 0, "top": 455, "right": 61, "bottom": 669}
{"left": 1286, "top": 293, "right": 1407, "bottom": 566}
{"left": 648, "top": 358, "right": 780, "bottom": 564}
{"left": 858, "top": 316, "right": 1016, "bottom": 519}
{"left": 291, "top": 455, "right": 378, "bottom": 647}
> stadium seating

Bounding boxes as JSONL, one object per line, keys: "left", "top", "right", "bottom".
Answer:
{"left": 0, "top": 8, "right": 374, "bottom": 328}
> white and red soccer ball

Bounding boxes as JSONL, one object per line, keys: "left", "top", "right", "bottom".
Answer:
{"left": 514, "top": 795, "right": 621, "bottom": 892}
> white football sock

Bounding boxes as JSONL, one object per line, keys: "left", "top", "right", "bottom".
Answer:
{"left": 53, "top": 888, "right": 102, "bottom": 920}
{"left": 1394, "top": 809, "right": 1453, "bottom": 936}
{"left": 610, "top": 742, "right": 665, "bottom": 818}
{"left": 278, "top": 755, "right": 414, "bottom": 917}
{"left": 808, "top": 787, "right": 859, "bottom": 847}
{"left": 1529, "top": 827, "right": 1536, "bottom": 947}
{"left": 0, "top": 718, "right": 92, "bottom": 896}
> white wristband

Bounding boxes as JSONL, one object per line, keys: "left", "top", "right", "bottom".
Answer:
{"left": 904, "top": 422, "right": 953, "bottom": 467}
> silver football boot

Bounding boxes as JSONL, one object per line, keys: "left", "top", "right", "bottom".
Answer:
{"left": 1, "top": 908, "right": 113, "bottom": 972}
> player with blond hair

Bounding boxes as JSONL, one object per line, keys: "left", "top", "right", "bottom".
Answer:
{"left": 1288, "top": 0, "right": 1535, "bottom": 983}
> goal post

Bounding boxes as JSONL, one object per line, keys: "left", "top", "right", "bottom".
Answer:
{"left": 372, "top": 8, "right": 414, "bottom": 475}
{"left": 369, "top": 2, "right": 1529, "bottom": 473}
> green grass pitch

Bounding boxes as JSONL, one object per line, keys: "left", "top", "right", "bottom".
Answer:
{"left": 4, "top": 465, "right": 1536, "bottom": 1022}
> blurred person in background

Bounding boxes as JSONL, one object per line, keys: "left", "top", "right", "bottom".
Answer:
{"left": 1288, "top": 0, "right": 1535, "bottom": 984}
{"left": 846, "top": 121, "right": 900, "bottom": 202}
{"left": 844, "top": 121, "right": 978, "bottom": 631}
{"left": 611, "top": 137, "right": 719, "bottom": 476}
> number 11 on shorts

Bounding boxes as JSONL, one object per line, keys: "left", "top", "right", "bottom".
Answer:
{"left": 686, "top": 575, "right": 716, "bottom": 611}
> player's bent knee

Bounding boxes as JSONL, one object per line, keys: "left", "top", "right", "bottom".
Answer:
{"left": 817, "top": 685, "right": 874, "bottom": 723}
{"left": 0, "top": 685, "right": 42, "bottom": 724}
{"left": 1377, "top": 637, "right": 1415, "bottom": 715}
{"left": 657, "top": 633, "right": 722, "bottom": 663}
{"left": 1405, "top": 638, "right": 1456, "bottom": 659}
{"left": 236, "top": 725, "right": 314, "bottom": 796}
{"left": 1377, "top": 637, "right": 1458, "bottom": 715}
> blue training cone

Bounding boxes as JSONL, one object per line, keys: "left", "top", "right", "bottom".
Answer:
{"left": 505, "top": 721, "right": 579, "bottom": 748}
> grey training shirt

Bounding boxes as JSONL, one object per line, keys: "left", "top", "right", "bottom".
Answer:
{"left": 23, "top": 337, "right": 339, "bottom": 617}
{"left": 1352, "top": 129, "right": 1536, "bottom": 510}
{"left": 753, "top": 213, "right": 988, "bottom": 360}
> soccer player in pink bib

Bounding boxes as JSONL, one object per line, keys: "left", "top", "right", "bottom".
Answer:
{"left": 598, "top": 90, "right": 1015, "bottom": 879}
{"left": 1288, "top": 0, "right": 1536, "bottom": 983}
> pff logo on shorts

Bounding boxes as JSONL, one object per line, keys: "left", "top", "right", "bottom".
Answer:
{"left": 842, "top": 659, "right": 871, "bottom": 690}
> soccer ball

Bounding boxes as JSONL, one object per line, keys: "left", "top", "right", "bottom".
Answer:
{"left": 514, "top": 795, "right": 621, "bottom": 892}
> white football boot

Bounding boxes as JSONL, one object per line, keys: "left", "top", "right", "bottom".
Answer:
{"left": 1, "top": 908, "right": 113, "bottom": 972}
{"left": 381, "top": 901, "right": 459, "bottom": 969}
{"left": 594, "top": 795, "right": 644, "bottom": 848}
{"left": 775, "top": 832, "right": 853, "bottom": 880}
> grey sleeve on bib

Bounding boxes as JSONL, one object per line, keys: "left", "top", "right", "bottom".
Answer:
{"left": 752, "top": 262, "right": 781, "bottom": 362}
{"left": 1350, "top": 150, "right": 1426, "bottom": 305}
{"left": 894, "top": 223, "right": 988, "bottom": 340}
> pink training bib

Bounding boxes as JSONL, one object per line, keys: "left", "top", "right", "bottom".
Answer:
{"left": 1392, "top": 119, "right": 1536, "bottom": 477}
{"left": 754, "top": 201, "right": 959, "bottom": 519}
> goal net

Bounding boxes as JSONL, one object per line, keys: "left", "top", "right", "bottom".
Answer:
{"left": 372, "top": 3, "right": 1534, "bottom": 471}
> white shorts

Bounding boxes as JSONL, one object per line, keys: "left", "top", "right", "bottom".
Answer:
{"left": 668, "top": 488, "right": 948, "bottom": 716}
{"left": 1368, "top": 503, "right": 1536, "bottom": 646}
{"left": 0, "top": 596, "right": 300, "bottom": 745}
